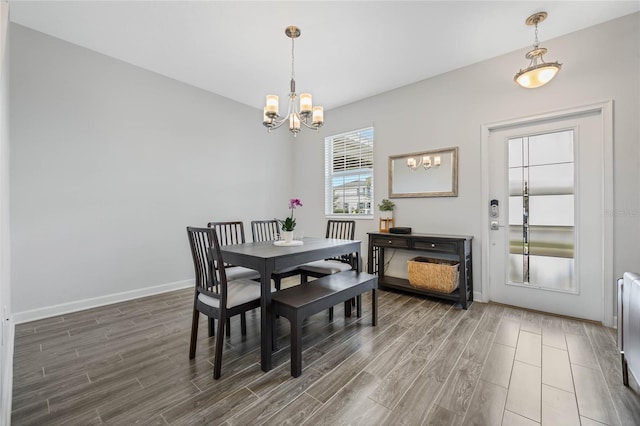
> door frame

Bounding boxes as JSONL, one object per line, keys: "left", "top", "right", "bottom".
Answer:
{"left": 480, "top": 101, "right": 614, "bottom": 326}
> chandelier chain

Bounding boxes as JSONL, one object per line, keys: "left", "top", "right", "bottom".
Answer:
{"left": 533, "top": 22, "right": 540, "bottom": 49}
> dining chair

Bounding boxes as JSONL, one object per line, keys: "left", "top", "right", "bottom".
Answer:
{"left": 207, "top": 221, "right": 260, "bottom": 282}
{"left": 251, "top": 219, "right": 302, "bottom": 290}
{"left": 299, "top": 220, "right": 357, "bottom": 318}
{"left": 187, "top": 226, "right": 263, "bottom": 379}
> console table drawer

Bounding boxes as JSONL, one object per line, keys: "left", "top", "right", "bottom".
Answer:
{"left": 413, "top": 240, "right": 457, "bottom": 254}
{"left": 371, "top": 237, "right": 409, "bottom": 248}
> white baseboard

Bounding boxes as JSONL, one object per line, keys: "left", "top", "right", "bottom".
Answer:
{"left": 13, "top": 280, "right": 193, "bottom": 324}
{"left": 473, "top": 291, "right": 486, "bottom": 303}
{"left": 1, "top": 317, "right": 14, "bottom": 425}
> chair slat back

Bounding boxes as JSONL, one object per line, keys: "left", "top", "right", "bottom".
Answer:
{"left": 207, "top": 221, "right": 245, "bottom": 269}
{"left": 326, "top": 220, "right": 355, "bottom": 240}
{"left": 251, "top": 220, "right": 281, "bottom": 242}
{"left": 186, "top": 227, "right": 228, "bottom": 305}
{"left": 207, "top": 221, "right": 246, "bottom": 246}
{"left": 325, "top": 220, "right": 356, "bottom": 265}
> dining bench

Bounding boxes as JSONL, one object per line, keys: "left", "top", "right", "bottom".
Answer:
{"left": 271, "top": 270, "right": 378, "bottom": 377}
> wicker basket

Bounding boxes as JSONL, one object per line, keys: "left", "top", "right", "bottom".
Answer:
{"left": 407, "top": 257, "right": 459, "bottom": 293}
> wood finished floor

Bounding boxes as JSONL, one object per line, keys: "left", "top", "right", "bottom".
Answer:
{"left": 11, "top": 278, "right": 640, "bottom": 425}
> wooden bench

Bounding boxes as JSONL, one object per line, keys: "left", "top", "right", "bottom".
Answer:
{"left": 270, "top": 270, "right": 378, "bottom": 377}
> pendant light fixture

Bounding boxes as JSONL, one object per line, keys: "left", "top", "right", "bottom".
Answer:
{"left": 514, "top": 12, "right": 562, "bottom": 89}
{"left": 263, "top": 26, "right": 324, "bottom": 136}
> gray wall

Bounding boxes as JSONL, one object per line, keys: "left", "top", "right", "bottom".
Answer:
{"left": 10, "top": 24, "right": 292, "bottom": 319}
{"left": 293, "top": 13, "right": 640, "bottom": 304}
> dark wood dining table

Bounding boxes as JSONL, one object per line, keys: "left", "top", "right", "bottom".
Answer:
{"left": 219, "top": 236, "right": 361, "bottom": 372}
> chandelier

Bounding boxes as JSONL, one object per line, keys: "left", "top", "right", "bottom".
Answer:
{"left": 514, "top": 12, "right": 562, "bottom": 89}
{"left": 263, "top": 26, "right": 324, "bottom": 136}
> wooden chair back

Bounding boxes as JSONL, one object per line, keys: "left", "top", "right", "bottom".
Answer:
{"left": 326, "top": 220, "right": 356, "bottom": 266}
{"left": 251, "top": 220, "right": 281, "bottom": 242}
{"left": 186, "top": 226, "right": 228, "bottom": 308}
{"left": 207, "top": 221, "right": 246, "bottom": 245}
{"left": 207, "top": 221, "right": 246, "bottom": 269}
{"left": 326, "top": 220, "right": 356, "bottom": 240}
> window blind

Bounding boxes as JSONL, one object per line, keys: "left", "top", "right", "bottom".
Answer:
{"left": 324, "top": 127, "right": 374, "bottom": 217}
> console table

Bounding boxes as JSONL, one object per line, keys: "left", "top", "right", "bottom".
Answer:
{"left": 367, "top": 232, "right": 473, "bottom": 308}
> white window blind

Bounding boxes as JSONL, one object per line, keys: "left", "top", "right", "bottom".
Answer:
{"left": 324, "top": 127, "right": 374, "bottom": 217}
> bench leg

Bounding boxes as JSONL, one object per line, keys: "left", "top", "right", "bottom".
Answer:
{"left": 372, "top": 289, "right": 377, "bottom": 326}
{"left": 329, "top": 307, "right": 334, "bottom": 320}
{"left": 291, "top": 314, "right": 303, "bottom": 377}
{"left": 356, "top": 295, "right": 362, "bottom": 317}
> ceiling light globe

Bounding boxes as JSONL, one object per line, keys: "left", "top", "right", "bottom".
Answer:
{"left": 515, "top": 63, "right": 561, "bottom": 88}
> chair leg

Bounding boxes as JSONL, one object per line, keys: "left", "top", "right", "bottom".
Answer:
{"left": 301, "top": 272, "right": 309, "bottom": 284}
{"left": 213, "top": 314, "right": 226, "bottom": 379}
{"left": 345, "top": 300, "right": 352, "bottom": 317}
{"left": 356, "top": 295, "right": 362, "bottom": 317}
{"left": 329, "top": 307, "right": 334, "bottom": 321}
{"left": 226, "top": 318, "right": 231, "bottom": 337}
{"left": 189, "top": 308, "right": 199, "bottom": 359}
{"left": 241, "top": 313, "right": 247, "bottom": 336}
{"left": 275, "top": 277, "right": 281, "bottom": 291}
{"left": 372, "top": 289, "right": 378, "bottom": 326}
{"left": 208, "top": 317, "right": 215, "bottom": 337}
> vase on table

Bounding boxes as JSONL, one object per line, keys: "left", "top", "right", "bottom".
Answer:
{"left": 282, "top": 230, "right": 294, "bottom": 243}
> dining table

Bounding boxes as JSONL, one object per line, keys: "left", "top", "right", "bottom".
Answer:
{"left": 219, "top": 236, "right": 361, "bottom": 372}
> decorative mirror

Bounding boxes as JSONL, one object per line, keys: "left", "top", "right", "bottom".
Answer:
{"left": 388, "top": 147, "right": 458, "bottom": 198}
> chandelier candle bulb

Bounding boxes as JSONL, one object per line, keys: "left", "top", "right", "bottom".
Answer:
{"left": 266, "top": 95, "right": 279, "bottom": 116}
{"left": 300, "top": 93, "right": 312, "bottom": 114}
{"left": 434, "top": 156, "right": 441, "bottom": 166}
{"left": 290, "top": 113, "right": 300, "bottom": 131}
{"left": 312, "top": 106, "right": 324, "bottom": 125}
{"left": 423, "top": 156, "right": 432, "bottom": 168}
{"left": 407, "top": 157, "right": 417, "bottom": 168}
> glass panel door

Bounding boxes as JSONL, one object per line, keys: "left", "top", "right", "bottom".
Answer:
{"left": 508, "top": 130, "right": 576, "bottom": 292}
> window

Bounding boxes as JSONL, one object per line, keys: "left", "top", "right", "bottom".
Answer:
{"left": 325, "top": 127, "right": 374, "bottom": 217}
{"left": 508, "top": 130, "right": 575, "bottom": 292}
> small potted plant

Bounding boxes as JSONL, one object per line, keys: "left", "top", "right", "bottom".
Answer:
{"left": 378, "top": 198, "right": 395, "bottom": 219}
{"left": 277, "top": 198, "right": 303, "bottom": 243}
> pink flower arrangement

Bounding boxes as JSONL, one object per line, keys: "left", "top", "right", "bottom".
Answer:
{"left": 279, "top": 198, "right": 303, "bottom": 231}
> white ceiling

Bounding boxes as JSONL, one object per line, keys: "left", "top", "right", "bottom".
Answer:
{"left": 8, "top": 1, "right": 640, "bottom": 111}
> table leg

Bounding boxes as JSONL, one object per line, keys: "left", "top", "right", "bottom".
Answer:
{"left": 260, "top": 263, "right": 274, "bottom": 372}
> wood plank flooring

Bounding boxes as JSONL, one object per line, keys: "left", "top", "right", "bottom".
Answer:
{"left": 11, "top": 279, "right": 640, "bottom": 425}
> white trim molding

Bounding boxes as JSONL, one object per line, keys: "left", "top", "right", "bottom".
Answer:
{"left": 12, "top": 279, "right": 193, "bottom": 324}
{"left": 1, "top": 317, "right": 13, "bottom": 426}
{"left": 480, "top": 100, "right": 614, "bottom": 327}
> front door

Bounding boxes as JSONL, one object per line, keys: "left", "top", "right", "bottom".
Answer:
{"left": 486, "top": 106, "right": 611, "bottom": 322}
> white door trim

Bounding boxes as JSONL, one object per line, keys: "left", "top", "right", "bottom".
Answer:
{"left": 480, "top": 100, "right": 614, "bottom": 326}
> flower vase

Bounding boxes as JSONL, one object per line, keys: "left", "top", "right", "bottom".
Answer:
{"left": 282, "top": 231, "right": 294, "bottom": 243}
{"left": 380, "top": 211, "right": 393, "bottom": 220}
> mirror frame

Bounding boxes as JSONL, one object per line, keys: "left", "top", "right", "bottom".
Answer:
{"left": 388, "top": 147, "right": 459, "bottom": 198}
